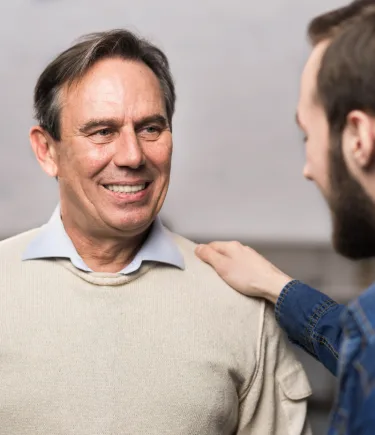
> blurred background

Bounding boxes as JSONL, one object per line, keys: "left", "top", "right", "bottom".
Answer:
{"left": 1, "top": 0, "right": 371, "bottom": 433}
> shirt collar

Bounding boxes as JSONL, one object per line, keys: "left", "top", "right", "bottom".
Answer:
{"left": 22, "top": 205, "right": 185, "bottom": 274}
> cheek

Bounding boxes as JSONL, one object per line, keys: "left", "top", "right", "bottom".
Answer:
{"left": 59, "top": 141, "right": 112, "bottom": 179}
{"left": 145, "top": 142, "right": 172, "bottom": 179}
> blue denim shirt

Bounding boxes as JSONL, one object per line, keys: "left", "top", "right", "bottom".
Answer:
{"left": 276, "top": 280, "right": 375, "bottom": 435}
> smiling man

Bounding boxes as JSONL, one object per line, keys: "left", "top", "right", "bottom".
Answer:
{"left": 0, "top": 30, "right": 311, "bottom": 434}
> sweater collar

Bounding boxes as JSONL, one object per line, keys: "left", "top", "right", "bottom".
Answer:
{"left": 22, "top": 205, "right": 185, "bottom": 274}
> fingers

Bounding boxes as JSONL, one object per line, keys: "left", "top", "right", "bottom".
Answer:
{"left": 195, "top": 244, "right": 228, "bottom": 272}
{"left": 205, "top": 241, "right": 234, "bottom": 256}
{"left": 206, "top": 240, "right": 248, "bottom": 257}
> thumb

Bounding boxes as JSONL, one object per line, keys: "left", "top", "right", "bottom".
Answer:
{"left": 195, "top": 244, "right": 228, "bottom": 273}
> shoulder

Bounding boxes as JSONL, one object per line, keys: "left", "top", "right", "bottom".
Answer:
{"left": 170, "top": 231, "right": 265, "bottom": 316}
{"left": 170, "top": 232, "right": 221, "bottom": 275}
{"left": 356, "top": 282, "right": 375, "bottom": 306}
{"left": 171, "top": 233, "right": 240, "bottom": 285}
{"left": 170, "top": 233, "right": 204, "bottom": 266}
{"left": 341, "top": 289, "right": 375, "bottom": 394}
{"left": 0, "top": 228, "right": 41, "bottom": 262}
{"left": 347, "top": 283, "right": 375, "bottom": 332}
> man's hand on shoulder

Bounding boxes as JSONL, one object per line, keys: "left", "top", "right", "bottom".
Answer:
{"left": 195, "top": 241, "right": 293, "bottom": 304}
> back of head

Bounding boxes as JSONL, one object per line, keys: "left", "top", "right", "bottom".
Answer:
{"left": 34, "top": 29, "right": 176, "bottom": 141}
{"left": 308, "top": 0, "right": 375, "bottom": 136}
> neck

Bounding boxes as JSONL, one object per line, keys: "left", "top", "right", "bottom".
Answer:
{"left": 61, "top": 213, "right": 148, "bottom": 274}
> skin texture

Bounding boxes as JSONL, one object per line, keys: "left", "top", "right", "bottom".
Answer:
{"left": 30, "top": 58, "right": 173, "bottom": 273}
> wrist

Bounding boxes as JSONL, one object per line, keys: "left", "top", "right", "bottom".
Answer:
{"left": 264, "top": 274, "right": 293, "bottom": 304}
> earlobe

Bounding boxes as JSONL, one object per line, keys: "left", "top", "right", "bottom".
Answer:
{"left": 29, "top": 126, "right": 58, "bottom": 177}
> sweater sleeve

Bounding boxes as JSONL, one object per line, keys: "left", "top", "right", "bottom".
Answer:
{"left": 237, "top": 302, "right": 313, "bottom": 435}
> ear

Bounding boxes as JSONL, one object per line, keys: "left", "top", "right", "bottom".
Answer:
{"left": 29, "top": 126, "right": 59, "bottom": 177}
{"left": 344, "top": 110, "right": 375, "bottom": 169}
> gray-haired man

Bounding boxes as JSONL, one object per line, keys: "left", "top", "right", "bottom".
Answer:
{"left": 0, "top": 30, "right": 311, "bottom": 434}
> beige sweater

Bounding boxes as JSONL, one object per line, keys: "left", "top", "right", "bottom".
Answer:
{"left": 0, "top": 229, "right": 312, "bottom": 435}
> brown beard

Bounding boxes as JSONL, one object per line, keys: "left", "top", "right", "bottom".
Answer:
{"left": 328, "top": 134, "right": 375, "bottom": 259}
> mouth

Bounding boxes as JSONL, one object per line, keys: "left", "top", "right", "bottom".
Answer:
{"left": 103, "top": 182, "right": 151, "bottom": 194}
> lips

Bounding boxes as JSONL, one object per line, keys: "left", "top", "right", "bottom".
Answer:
{"left": 104, "top": 183, "right": 147, "bottom": 194}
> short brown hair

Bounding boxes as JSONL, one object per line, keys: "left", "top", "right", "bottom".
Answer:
{"left": 308, "top": 1, "right": 375, "bottom": 135}
{"left": 34, "top": 29, "right": 176, "bottom": 141}
{"left": 308, "top": 0, "right": 375, "bottom": 44}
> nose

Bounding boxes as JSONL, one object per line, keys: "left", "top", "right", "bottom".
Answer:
{"left": 113, "top": 130, "right": 145, "bottom": 169}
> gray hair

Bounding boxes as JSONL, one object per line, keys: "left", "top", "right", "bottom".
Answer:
{"left": 34, "top": 29, "right": 176, "bottom": 140}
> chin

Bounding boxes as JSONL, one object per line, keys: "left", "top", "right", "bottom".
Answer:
{"left": 333, "top": 235, "right": 375, "bottom": 260}
{"left": 107, "top": 213, "right": 155, "bottom": 236}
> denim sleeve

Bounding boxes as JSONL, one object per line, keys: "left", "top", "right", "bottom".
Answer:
{"left": 329, "top": 303, "right": 375, "bottom": 435}
{"left": 345, "top": 376, "right": 375, "bottom": 435}
{"left": 275, "top": 280, "right": 345, "bottom": 376}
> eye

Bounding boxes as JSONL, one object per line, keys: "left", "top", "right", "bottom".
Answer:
{"left": 138, "top": 125, "right": 163, "bottom": 140}
{"left": 95, "top": 128, "right": 113, "bottom": 136}
{"left": 88, "top": 127, "right": 117, "bottom": 144}
{"left": 145, "top": 126, "right": 160, "bottom": 134}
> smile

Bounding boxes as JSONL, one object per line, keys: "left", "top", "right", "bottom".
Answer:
{"left": 104, "top": 183, "right": 149, "bottom": 194}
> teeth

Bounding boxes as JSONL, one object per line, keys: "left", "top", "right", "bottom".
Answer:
{"left": 105, "top": 184, "right": 146, "bottom": 193}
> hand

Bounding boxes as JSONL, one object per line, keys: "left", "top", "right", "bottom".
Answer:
{"left": 195, "top": 241, "right": 293, "bottom": 304}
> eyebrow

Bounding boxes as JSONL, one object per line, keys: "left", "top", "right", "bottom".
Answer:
{"left": 78, "top": 114, "right": 168, "bottom": 135}
{"left": 134, "top": 114, "right": 168, "bottom": 131}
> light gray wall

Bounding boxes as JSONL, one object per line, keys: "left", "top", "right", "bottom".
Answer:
{"left": 0, "top": 0, "right": 345, "bottom": 241}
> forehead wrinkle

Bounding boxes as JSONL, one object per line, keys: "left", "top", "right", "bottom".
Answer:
{"left": 60, "top": 59, "right": 167, "bottom": 135}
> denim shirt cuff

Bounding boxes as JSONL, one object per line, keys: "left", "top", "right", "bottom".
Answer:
{"left": 274, "top": 280, "right": 339, "bottom": 360}
{"left": 275, "top": 279, "right": 300, "bottom": 324}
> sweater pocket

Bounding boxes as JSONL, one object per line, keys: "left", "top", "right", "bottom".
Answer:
{"left": 277, "top": 365, "right": 313, "bottom": 434}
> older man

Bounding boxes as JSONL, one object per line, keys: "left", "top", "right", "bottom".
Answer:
{"left": 0, "top": 30, "right": 311, "bottom": 434}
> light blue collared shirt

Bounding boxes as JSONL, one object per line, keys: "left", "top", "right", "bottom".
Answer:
{"left": 22, "top": 206, "right": 185, "bottom": 274}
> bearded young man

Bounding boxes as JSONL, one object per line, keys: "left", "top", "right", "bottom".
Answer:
{"left": 197, "top": 1, "right": 375, "bottom": 434}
